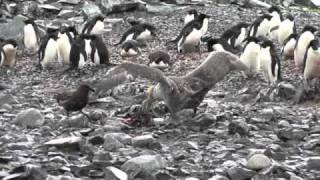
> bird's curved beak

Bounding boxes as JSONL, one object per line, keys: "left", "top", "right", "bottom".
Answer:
{"left": 89, "top": 87, "right": 95, "bottom": 92}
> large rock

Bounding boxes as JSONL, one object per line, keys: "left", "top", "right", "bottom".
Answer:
{"left": 227, "top": 166, "right": 256, "bottom": 180}
{"left": 121, "top": 155, "right": 166, "bottom": 179}
{"left": 97, "top": 0, "right": 146, "bottom": 14}
{"left": 103, "top": 134, "right": 125, "bottom": 151}
{"left": 132, "top": 135, "right": 161, "bottom": 149}
{"left": 0, "top": 94, "right": 18, "bottom": 106}
{"left": 307, "top": 157, "right": 320, "bottom": 170}
{"left": 247, "top": 154, "right": 272, "bottom": 170}
{"left": 14, "top": 108, "right": 45, "bottom": 128}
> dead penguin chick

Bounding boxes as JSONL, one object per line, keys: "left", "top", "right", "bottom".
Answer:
{"left": 148, "top": 50, "right": 171, "bottom": 69}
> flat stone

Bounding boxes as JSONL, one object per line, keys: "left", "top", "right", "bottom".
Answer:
{"left": 227, "top": 166, "right": 256, "bottom": 180}
{"left": 58, "top": 0, "right": 81, "bottom": 5}
{"left": 104, "top": 166, "right": 128, "bottom": 180}
{"left": 0, "top": 94, "right": 18, "bottom": 107}
{"left": 247, "top": 154, "right": 272, "bottom": 171}
{"left": 208, "top": 175, "right": 229, "bottom": 180}
{"left": 14, "top": 108, "right": 45, "bottom": 128}
{"left": 103, "top": 134, "right": 125, "bottom": 151}
{"left": 132, "top": 135, "right": 161, "bottom": 149}
{"left": 307, "top": 157, "right": 320, "bottom": 170}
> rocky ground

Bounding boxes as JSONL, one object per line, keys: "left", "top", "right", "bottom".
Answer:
{"left": 1, "top": 0, "right": 320, "bottom": 180}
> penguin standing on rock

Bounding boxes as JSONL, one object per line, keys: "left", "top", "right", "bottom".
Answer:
{"left": 277, "top": 14, "right": 296, "bottom": 45}
{"left": 248, "top": 14, "right": 273, "bottom": 38}
{"left": 1, "top": 39, "right": 18, "bottom": 68}
{"left": 221, "top": 22, "right": 249, "bottom": 48}
{"left": 23, "top": 19, "right": 40, "bottom": 54}
{"left": 69, "top": 34, "right": 88, "bottom": 69}
{"left": 57, "top": 27, "right": 73, "bottom": 65}
{"left": 39, "top": 31, "right": 58, "bottom": 69}
{"left": 267, "top": 6, "right": 283, "bottom": 40}
{"left": 169, "top": 13, "right": 210, "bottom": 53}
{"left": 294, "top": 25, "right": 317, "bottom": 69}
{"left": 98, "top": 51, "right": 247, "bottom": 120}
{"left": 90, "top": 34, "right": 111, "bottom": 65}
{"left": 82, "top": 15, "right": 105, "bottom": 35}
{"left": 281, "top": 33, "right": 297, "bottom": 59}
{"left": 302, "top": 39, "right": 320, "bottom": 89}
{"left": 184, "top": 9, "right": 198, "bottom": 25}
{"left": 259, "top": 40, "right": 281, "bottom": 83}
{"left": 114, "top": 23, "right": 159, "bottom": 46}
{"left": 240, "top": 37, "right": 261, "bottom": 74}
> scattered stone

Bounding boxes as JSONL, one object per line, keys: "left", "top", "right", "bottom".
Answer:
{"left": 98, "top": 0, "right": 147, "bottom": 14}
{"left": 103, "top": 134, "right": 125, "bottom": 151}
{"left": 121, "top": 155, "right": 165, "bottom": 179}
{"left": 208, "top": 175, "right": 229, "bottom": 180}
{"left": 307, "top": 157, "right": 320, "bottom": 170}
{"left": 132, "top": 135, "right": 161, "bottom": 149}
{"left": 0, "top": 94, "right": 18, "bottom": 107}
{"left": 58, "top": 0, "right": 81, "bottom": 5}
{"left": 227, "top": 166, "right": 256, "bottom": 180}
{"left": 14, "top": 108, "right": 45, "bottom": 128}
{"left": 44, "top": 136, "right": 82, "bottom": 151}
{"left": 228, "top": 119, "right": 250, "bottom": 136}
{"left": 247, "top": 154, "right": 272, "bottom": 170}
{"left": 104, "top": 166, "right": 128, "bottom": 180}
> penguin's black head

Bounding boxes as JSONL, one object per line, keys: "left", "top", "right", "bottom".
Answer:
{"left": 94, "top": 15, "right": 105, "bottom": 22}
{"left": 78, "top": 84, "right": 95, "bottom": 93}
{"left": 268, "top": 6, "right": 281, "bottom": 14}
{"left": 262, "top": 14, "right": 273, "bottom": 20}
{"left": 59, "top": 26, "right": 68, "bottom": 34}
{"left": 79, "top": 34, "right": 92, "bottom": 40}
{"left": 48, "top": 33, "right": 58, "bottom": 40}
{"left": 4, "top": 39, "right": 18, "bottom": 48}
{"left": 207, "top": 38, "right": 220, "bottom": 52}
{"left": 309, "top": 39, "right": 319, "bottom": 50}
{"left": 24, "top": 19, "right": 35, "bottom": 25}
{"left": 261, "top": 40, "right": 274, "bottom": 48}
{"left": 46, "top": 28, "right": 59, "bottom": 35}
{"left": 287, "top": 33, "right": 297, "bottom": 40}
{"left": 67, "top": 26, "right": 78, "bottom": 36}
{"left": 286, "top": 14, "right": 294, "bottom": 21}
{"left": 198, "top": 13, "right": 211, "bottom": 21}
{"left": 237, "top": 22, "right": 249, "bottom": 28}
{"left": 188, "top": 9, "right": 198, "bottom": 16}
{"left": 302, "top": 25, "right": 317, "bottom": 34}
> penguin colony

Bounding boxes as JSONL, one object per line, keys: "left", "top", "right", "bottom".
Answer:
{"left": 1, "top": 5, "right": 319, "bottom": 118}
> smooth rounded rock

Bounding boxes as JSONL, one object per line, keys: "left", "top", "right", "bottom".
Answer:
{"left": 247, "top": 154, "right": 272, "bottom": 170}
{"left": 14, "top": 108, "right": 45, "bottom": 128}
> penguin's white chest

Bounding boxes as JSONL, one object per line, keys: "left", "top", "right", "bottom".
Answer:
{"left": 78, "top": 53, "right": 86, "bottom": 68}
{"left": 184, "top": 14, "right": 195, "bottom": 25}
{"left": 212, "top": 44, "right": 225, "bottom": 52}
{"left": 304, "top": 49, "right": 320, "bottom": 79}
{"left": 256, "top": 19, "right": 270, "bottom": 37}
{"left": 57, "top": 34, "right": 71, "bottom": 64}
{"left": 120, "top": 48, "right": 139, "bottom": 57}
{"left": 85, "top": 39, "right": 92, "bottom": 58}
{"left": 259, "top": 47, "right": 276, "bottom": 82}
{"left": 282, "top": 38, "right": 296, "bottom": 57}
{"left": 24, "top": 24, "right": 38, "bottom": 51}
{"left": 201, "top": 18, "right": 209, "bottom": 36}
{"left": 137, "top": 29, "right": 152, "bottom": 40}
{"left": 278, "top": 20, "right": 294, "bottom": 45}
{"left": 294, "top": 32, "right": 314, "bottom": 67}
{"left": 125, "top": 33, "right": 134, "bottom": 41}
{"left": 42, "top": 39, "right": 57, "bottom": 67}
{"left": 235, "top": 28, "right": 246, "bottom": 47}
{"left": 91, "top": 20, "right": 104, "bottom": 35}
{"left": 94, "top": 50, "right": 100, "bottom": 64}
{"left": 240, "top": 42, "right": 261, "bottom": 72}
{"left": 184, "top": 28, "right": 202, "bottom": 45}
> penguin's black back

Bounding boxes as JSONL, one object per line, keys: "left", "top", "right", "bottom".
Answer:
{"left": 70, "top": 35, "right": 87, "bottom": 68}
{"left": 90, "top": 35, "right": 110, "bottom": 65}
{"left": 38, "top": 32, "right": 57, "bottom": 64}
{"left": 82, "top": 15, "right": 104, "bottom": 34}
{"left": 249, "top": 14, "right": 272, "bottom": 37}
{"left": 302, "top": 39, "right": 319, "bottom": 74}
{"left": 122, "top": 40, "right": 140, "bottom": 52}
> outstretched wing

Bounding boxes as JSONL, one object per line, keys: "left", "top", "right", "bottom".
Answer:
{"left": 92, "top": 73, "right": 130, "bottom": 95}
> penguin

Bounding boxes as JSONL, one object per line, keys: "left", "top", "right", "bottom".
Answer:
{"left": 169, "top": 13, "right": 210, "bottom": 53}
{"left": 206, "top": 37, "right": 239, "bottom": 54}
{"left": 184, "top": 9, "right": 198, "bottom": 25}
{"left": 148, "top": 50, "right": 171, "bottom": 68}
{"left": 89, "top": 34, "right": 111, "bottom": 65}
{"left": 114, "top": 23, "right": 159, "bottom": 46}
{"left": 67, "top": 26, "right": 78, "bottom": 39}
{"left": 23, "top": 19, "right": 40, "bottom": 54}
{"left": 267, "top": 6, "right": 283, "bottom": 40}
{"left": 248, "top": 14, "right": 273, "bottom": 38}
{"left": 303, "top": 39, "right": 320, "bottom": 87}
{"left": 120, "top": 40, "right": 141, "bottom": 57}
{"left": 82, "top": 15, "right": 105, "bottom": 35}
{"left": 39, "top": 31, "right": 58, "bottom": 69}
{"left": 1, "top": 39, "right": 18, "bottom": 68}
{"left": 281, "top": 33, "right": 297, "bottom": 59}
{"left": 57, "top": 26, "right": 73, "bottom": 65}
{"left": 240, "top": 37, "right": 261, "bottom": 74}
{"left": 277, "top": 14, "right": 296, "bottom": 45}
{"left": 294, "top": 25, "right": 317, "bottom": 69}
{"left": 220, "top": 22, "right": 249, "bottom": 48}
{"left": 81, "top": 34, "right": 93, "bottom": 61}
{"left": 69, "top": 34, "right": 88, "bottom": 69}
{"left": 259, "top": 40, "right": 281, "bottom": 83}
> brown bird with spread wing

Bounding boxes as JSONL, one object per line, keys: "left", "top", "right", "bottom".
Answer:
{"left": 96, "top": 51, "right": 247, "bottom": 121}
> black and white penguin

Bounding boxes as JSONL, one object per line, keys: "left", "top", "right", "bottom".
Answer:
{"left": 278, "top": 14, "right": 296, "bottom": 45}
{"left": 82, "top": 15, "right": 104, "bottom": 35}
{"left": 294, "top": 25, "right": 317, "bottom": 69}
{"left": 221, "top": 22, "right": 249, "bottom": 48}
{"left": 206, "top": 37, "right": 239, "bottom": 54}
{"left": 248, "top": 14, "right": 273, "bottom": 38}
{"left": 267, "top": 6, "right": 283, "bottom": 40}
{"left": 67, "top": 26, "right": 78, "bottom": 39}
{"left": 170, "top": 13, "right": 210, "bottom": 53}
{"left": 0, "top": 49, "right": 5, "bottom": 67}
{"left": 120, "top": 40, "right": 141, "bottom": 57}
{"left": 303, "top": 39, "right": 320, "bottom": 86}
{"left": 89, "top": 34, "right": 111, "bottom": 65}
{"left": 23, "top": 19, "right": 40, "bottom": 54}
{"left": 1, "top": 39, "right": 18, "bottom": 68}
{"left": 281, "top": 33, "right": 297, "bottom": 59}
{"left": 259, "top": 40, "right": 281, "bottom": 83}
{"left": 148, "top": 50, "right": 171, "bottom": 68}
{"left": 69, "top": 34, "right": 88, "bottom": 69}
{"left": 81, "top": 34, "right": 93, "bottom": 61}
{"left": 39, "top": 31, "right": 58, "bottom": 69}
{"left": 114, "top": 23, "right": 159, "bottom": 46}
{"left": 57, "top": 26, "right": 73, "bottom": 65}
{"left": 184, "top": 9, "right": 198, "bottom": 25}
{"left": 240, "top": 37, "right": 261, "bottom": 74}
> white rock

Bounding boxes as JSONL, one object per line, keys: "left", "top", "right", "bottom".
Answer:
{"left": 247, "top": 154, "right": 272, "bottom": 170}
